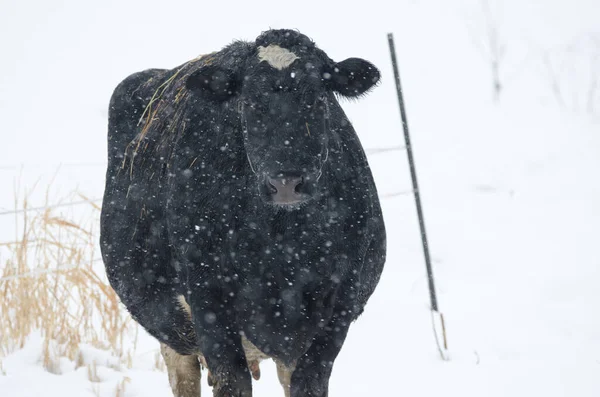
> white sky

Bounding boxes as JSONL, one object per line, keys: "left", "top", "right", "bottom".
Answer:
{"left": 0, "top": 0, "right": 598, "bottom": 166}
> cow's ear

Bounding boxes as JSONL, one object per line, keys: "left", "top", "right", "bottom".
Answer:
{"left": 325, "top": 58, "right": 380, "bottom": 98}
{"left": 186, "top": 65, "right": 239, "bottom": 101}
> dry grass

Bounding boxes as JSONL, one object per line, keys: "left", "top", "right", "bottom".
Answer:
{"left": 0, "top": 184, "right": 137, "bottom": 372}
{"left": 88, "top": 361, "right": 101, "bottom": 382}
{"left": 115, "top": 376, "right": 131, "bottom": 397}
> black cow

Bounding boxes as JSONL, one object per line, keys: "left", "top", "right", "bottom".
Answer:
{"left": 101, "top": 29, "right": 386, "bottom": 397}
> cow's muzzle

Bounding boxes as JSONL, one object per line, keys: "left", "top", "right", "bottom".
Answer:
{"left": 264, "top": 171, "right": 316, "bottom": 206}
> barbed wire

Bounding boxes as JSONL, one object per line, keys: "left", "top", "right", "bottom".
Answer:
{"left": 0, "top": 145, "right": 404, "bottom": 172}
{"left": 0, "top": 188, "right": 412, "bottom": 216}
{"left": 0, "top": 163, "right": 107, "bottom": 171}
{"left": 383, "top": 190, "right": 414, "bottom": 198}
{"left": 366, "top": 145, "right": 405, "bottom": 155}
{"left": 0, "top": 258, "right": 103, "bottom": 283}
{"left": 0, "top": 145, "right": 405, "bottom": 216}
{"left": 0, "top": 190, "right": 411, "bottom": 217}
{"left": 0, "top": 198, "right": 103, "bottom": 216}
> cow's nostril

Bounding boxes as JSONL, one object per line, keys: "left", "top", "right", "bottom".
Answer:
{"left": 267, "top": 179, "right": 278, "bottom": 194}
{"left": 294, "top": 177, "right": 304, "bottom": 193}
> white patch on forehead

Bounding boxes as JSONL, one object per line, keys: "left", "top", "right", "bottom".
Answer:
{"left": 257, "top": 45, "right": 299, "bottom": 70}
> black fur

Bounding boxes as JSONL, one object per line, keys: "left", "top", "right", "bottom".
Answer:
{"left": 101, "top": 29, "right": 385, "bottom": 397}
{"left": 186, "top": 64, "right": 240, "bottom": 101}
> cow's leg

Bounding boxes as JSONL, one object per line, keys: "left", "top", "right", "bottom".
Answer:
{"left": 161, "top": 343, "right": 201, "bottom": 397}
{"left": 199, "top": 325, "right": 252, "bottom": 397}
{"left": 189, "top": 290, "right": 252, "bottom": 397}
{"left": 289, "top": 311, "right": 351, "bottom": 397}
{"left": 275, "top": 360, "right": 295, "bottom": 397}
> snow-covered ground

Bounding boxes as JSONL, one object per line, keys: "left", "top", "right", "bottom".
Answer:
{"left": 1, "top": 0, "right": 599, "bottom": 396}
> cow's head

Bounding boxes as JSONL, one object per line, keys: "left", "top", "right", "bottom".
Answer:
{"left": 186, "top": 30, "right": 380, "bottom": 207}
